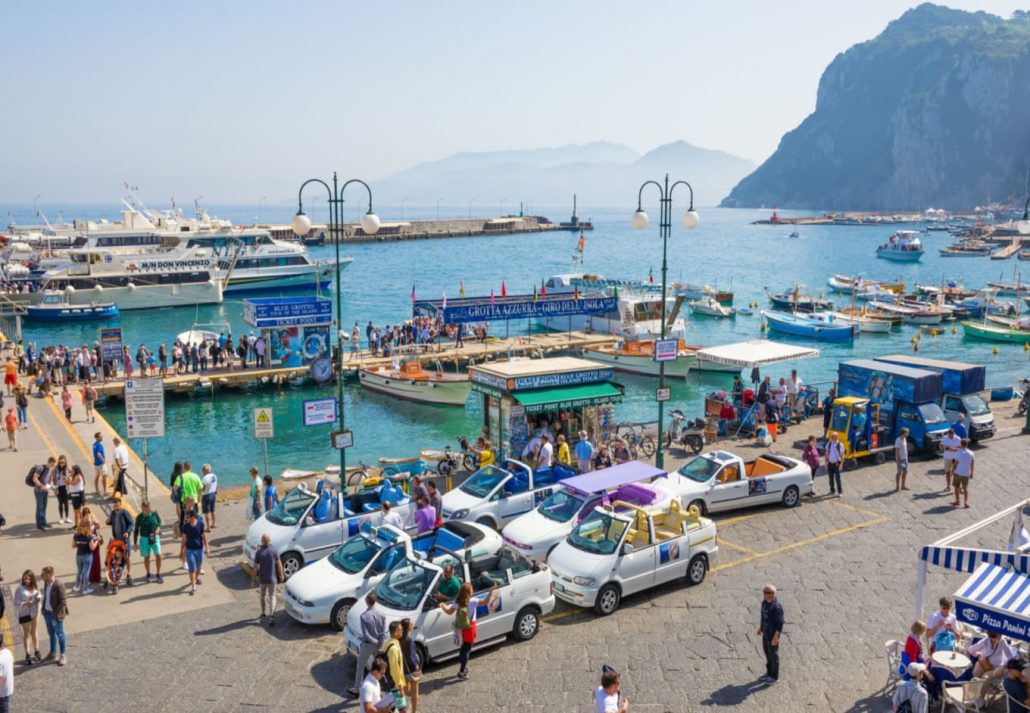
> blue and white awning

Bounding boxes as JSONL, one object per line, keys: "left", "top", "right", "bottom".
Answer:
{"left": 954, "top": 563, "right": 1030, "bottom": 642}
{"left": 920, "top": 546, "right": 1030, "bottom": 575}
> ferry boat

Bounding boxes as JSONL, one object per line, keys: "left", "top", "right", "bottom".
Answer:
{"left": 357, "top": 359, "right": 471, "bottom": 407}
{"left": 875, "top": 230, "right": 924, "bottom": 262}
{"left": 41, "top": 249, "right": 223, "bottom": 310}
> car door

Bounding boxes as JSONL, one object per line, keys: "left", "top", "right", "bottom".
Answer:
{"left": 497, "top": 477, "right": 535, "bottom": 524}
{"left": 472, "top": 570, "right": 513, "bottom": 642}
{"left": 615, "top": 526, "right": 658, "bottom": 596}
{"left": 653, "top": 529, "right": 689, "bottom": 585}
{"left": 289, "top": 500, "right": 334, "bottom": 559}
{"left": 943, "top": 395, "right": 963, "bottom": 427}
{"left": 708, "top": 464, "right": 748, "bottom": 512}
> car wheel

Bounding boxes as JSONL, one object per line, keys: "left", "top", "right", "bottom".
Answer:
{"left": 330, "top": 598, "right": 355, "bottom": 632}
{"left": 476, "top": 516, "right": 495, "bottom": 529}
{"left": 280, "top": 552, "right": 303, "bottom": 579}
{"left": 874, "top": 451, "right": 887, "bottom": 465}
{"left": 415, "top": 641, "right": 429, "bottom": 668}
{"left": 594, "top": 583, "right": 621, "bottom": 616}
{"left": 512, "top": 607, "right": 540, "bottom": 641}
{"left": 688, "top": 499, "right": 707, "bottom": 517}
{"left": 686, "top": 554, "right": 707, "bottom": 586}
{"left": 781, "top": 485, "right": 800, "bottom": 508}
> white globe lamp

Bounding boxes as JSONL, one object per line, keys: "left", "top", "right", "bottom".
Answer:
{"left": 361, "top": 211, "right": 381, "bottom": 236}
{"left": 291, "top": 211, "right": 312, "bottom": 237}
{"left": 683, "top": 210, "right": 700, "bottom": 229}
{"left": 631, "top": 210, "right": 649, "bottom": 230}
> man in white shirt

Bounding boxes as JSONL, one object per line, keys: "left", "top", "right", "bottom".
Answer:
{"left": 381, "top": 502, "right": 403, "bottom": 530}
{"left": 536, "top": 433, "right": 554, "bottom": 469}
{"left": 0, "top": 631, "right": 13, "bottom": 712}
{"left": 940, "top": 428, "right": 961, "bottom": 491}
{"left": 201, "top": 464, "right": 219, "bottom": 530}
{"left": 359, "top": 657, "right": 394, "bottom": 713}
{"left": 113, "top": 437, "right": 130, "bottom": 494}
{"left": 894, "top": 427, "right": 910, "bottom": 492}
{"left": 825, "top": 432, "right": 844, "bottom": 496}
{"left": 926, "top": 596, "right": 961, "bottom": 642}
{"left": 951, "top": 439, "right": 975, "bottom": 509}
{"left": 786, "top": 369, "right": 803, "bottom": 415}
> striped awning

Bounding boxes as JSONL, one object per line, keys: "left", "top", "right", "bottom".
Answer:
{"left": 919, "top": 545, "right": 1030, "bottom": 575}
{"left": 954, "top": 563, "right": 1030, "bottom": 642}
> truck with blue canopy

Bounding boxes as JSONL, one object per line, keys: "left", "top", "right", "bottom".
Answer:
{"left": 829, "top": 359, "right": 950, "bottom": 466}
{"left": 873, "top": 355, "right": 995, "bottom": 441}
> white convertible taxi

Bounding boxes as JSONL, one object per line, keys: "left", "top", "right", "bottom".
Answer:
{"left": 283, "top": 521, "right": 499, "bottom": 630}
{"left": 548, "top": 499, "right": 718, "bottom": 615}
{"left": 441, "top": 459, "right": 577, "bottom": 530}
{"left": 674, "top": 451, "right": 813, "bottom": 515}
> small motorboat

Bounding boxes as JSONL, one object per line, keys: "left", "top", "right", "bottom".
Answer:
{"left": 819, "top": 311, "right": 892, "bottom": 333}
{"left": 358, "top": 358, "right": 471, "bottom": 406}
{"left": 955, "top": 289, "right": 1016, "bottom": 318}
{"left": 875, "top": 230, "right": 924, "bottom": 262}
{"left": 688, "top": 296, "right": 735, "bottom": 318}
{"left": 583, "top": 339, "right": 696, "bottom": 378}
{"left": 961, "top": 320, "right": 1030, "bottom": 343}
{"left": 766, "top": 285, "right": 833, "bottom": 313}
{"left": 1018, "top": 249, "right": 1030, "bottom": 261}
{"left": 788, "top": 230, "right": 800, "bottom": 239}
{"left": 760, "top": 311, "right": 856, "bottom": 342}
{"left": 25, "top": 291, "right": 118, "bottom": 322}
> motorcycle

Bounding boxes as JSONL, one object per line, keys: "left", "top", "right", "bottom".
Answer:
{"left": 665, "top": 409, "right": 706, "bottom": 454}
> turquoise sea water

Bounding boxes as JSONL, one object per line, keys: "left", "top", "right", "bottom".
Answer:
{"left": 8, "top": 202, "right": 1030, "bottom": 485}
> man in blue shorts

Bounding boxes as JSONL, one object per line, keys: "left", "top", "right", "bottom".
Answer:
{"left": 179, "top": 509, "right": 209, "bottom": 596}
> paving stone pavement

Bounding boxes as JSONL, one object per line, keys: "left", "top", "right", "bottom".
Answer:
{"left": 7, "top": 408, "right": 1030, "bottom": 712}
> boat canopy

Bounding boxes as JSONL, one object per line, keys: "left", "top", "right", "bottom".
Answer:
{"left": 560, "top": 461, "right": 667, "bottom": 496}
{"left": 696, "top": 340, "right": 820, "bottom": 369}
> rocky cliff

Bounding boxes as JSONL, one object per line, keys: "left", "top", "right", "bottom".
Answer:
{"left": 721, "top": 4, "right": 1030, "bottom": 210}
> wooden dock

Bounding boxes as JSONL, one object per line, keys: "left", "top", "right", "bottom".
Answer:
{"left": 91, "top": 331, "right": 618, "bottom": 399}
{"left": 990, "top": 237, "right": 1024, "bottom": 260}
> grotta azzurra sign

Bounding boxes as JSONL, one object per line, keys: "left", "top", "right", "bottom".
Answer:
{"left": 415, "top": 295, "right": 617, "bottom": 324}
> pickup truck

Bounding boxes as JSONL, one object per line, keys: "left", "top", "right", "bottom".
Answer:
{"left": 344, "top": 543, "right": 555, "bottom": 665}
{"left": 441, "top": 459, "right": 576, "bottom": 530}
{"left": 674, "top": 451, "right": 813, "bottom": 515}
{"left": 547, "top": 499, "right": 718, "bottom": 616}
{"left": 243, "top": 478, "right": 414, "bottom": 578}
{"left": 283, "top": 521, "right": 500, "bottom": 630}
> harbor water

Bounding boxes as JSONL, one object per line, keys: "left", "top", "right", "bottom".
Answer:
{"left": 8, "top": 203, "right": 1029, "bottom": 485}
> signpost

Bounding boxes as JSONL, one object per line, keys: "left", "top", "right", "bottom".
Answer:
{"left": 656, "top": 387, "right": 671, "bottom": 402}
{"left": 253, "top": 407, "right": 274, "bottom": 478}
{"left": 124, "top": 379, "right": 165, "bottom": 500}
{"left": 653, "top": 338, "right": 679, "bottom": 363}
{"left": 331, "top": 430, "right": 353, "bottom": 450}
{"left": 303, "top": 397, "right": 338, "bottom": 427}
{"left": 100, "top": 327, "right": 123, "bottom": 369}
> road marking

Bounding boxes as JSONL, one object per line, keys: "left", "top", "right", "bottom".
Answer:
{"left": 711, "top": 512, "right": 760, "bottom": 528}
{"left": 716, "top": 537, "right": 756, "bottom": 555}
{"left": 28, "top": 410, "right": 60, "bottom": 459}
{"left": 827, "top": 499, "right": 882, "bottom": 518}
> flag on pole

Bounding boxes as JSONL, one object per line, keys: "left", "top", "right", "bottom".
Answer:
{"left": 442, "top": 290, "right": 447, "bottom": 309}
{"left": 648, "top": 267, "right": 654, "bottom": 284}
{"left": 411, "top": 285, "right": 416, "bottom": 304}
{"left": 490, "top": 289, "right": 495, "bottom": 305}
{"left": 501, "top": 281, "right": 507, "bottom": 298}
{"left": 459, "top": 281, "right": 465, "bottom": 299}
{"left": 540, "top": 278, "right": 546, "bottom": 296}
{"left": 533, "top": 285, "right": 538, "bottom": 303}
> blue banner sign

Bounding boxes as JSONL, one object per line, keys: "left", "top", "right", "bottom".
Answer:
{"left": 243, "top": 297, "right": 333, "bottom": 329}
{"left": 472, "top": 367, "right": 613, "bottom": 392}
{"left": 956, "top": 600, "right": 1030, "bottom": 642}
{"left": 414, "top": 294, "right": 617, "bottom": 325}
{"left": 99, "top": 327, "right": 123, "bottom": 362}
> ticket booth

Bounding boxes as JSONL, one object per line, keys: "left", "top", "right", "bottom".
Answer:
{"left": 470, "top": 357, "right": 623, "bottom": 458}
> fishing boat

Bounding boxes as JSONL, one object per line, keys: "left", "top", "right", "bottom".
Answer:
{"left": 24, "top": 291, "right": 118, "bottom": 322}
{"left": 914, "top": 281, "right": 975, "bottom": 300}
{"left": 826, "top": 274, "right": 884, "bottom": 299}
{"left": 837, "top": 305, "right": 903, "bottom": 327}
{"left": 961, "top": 320, "right": 1030, "bottom": 343}
{"left": 687, "top": 296, "right": 735, "bottom": 318}
{"left": 788, "top": 230, "right": 800, "bottom": 239}
{"left": 358, "top": 359, "right": 471, "bottom": 407}
{"left": 985, "top": 280, "right": 1030, "bottom": 297}
{"left": 760, "top": 310, "right": 856, "bottom": 342}
{"left": 819, "top": 310, "right": 892, "bottom": 333}
{"left": 868, "top": 300, "right": 943, "bottom": 325}
{"left": 954, "top": 289, "right": 1016, "bottom": 318}
{"left": 582, "top": 339, "right": 695, "bottom": 378}
{"left": 671, "top": 282, "right": 733, "bottom": 304}
{"left": 766, "top": 286, "right": 833, "bottom": 313}
{"left": 940, "top": 240, "right": 992, "bottom": 257}
{"left": 875, "top": 230, "right": 924, "bottom": 262}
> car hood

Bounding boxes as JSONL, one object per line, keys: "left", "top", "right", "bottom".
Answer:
{"left": 245, "top": 517, "right": 293, "bottom": 551}
{"left": 502, "top": 511, "right": 566, "bottom": 546}
{"left": 547, "top": 541, "right": 612, "bottom": 580}
{"left": 286, "top": 556, "right": 358, "bottom": 602}
{"left": 668, "top": 478, "right": 710, "bottom": 500}
{"left": 441, "top": 488, "right": 482, "bottom": 514}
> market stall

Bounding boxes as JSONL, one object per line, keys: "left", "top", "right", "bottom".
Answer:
{"left": 469, "top": 356, "right": 623, "bottom": 457}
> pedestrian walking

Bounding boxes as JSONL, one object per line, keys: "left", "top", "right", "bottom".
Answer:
{"left": 575, "top": 430, "right": 596, "bottom": 473}
{"left": 349, "top": 592, "right": 387, "bottom": 698}
{"left": 4, "top": 356, "right": 17, "bottom": 395}
{"left": 757, "top": 583, "right": 784, "bottom": 684}
{"left": 247, "top": 467, "right": 262, "bottom": 521}
{"left": 72, "top": 517, "right": 98, "bottom": 594}
{"left": 381, "top": 501, "right": 403, "bottom": 530}
{"left": 112, "top": 437, "right": 130, "bottom": 496}
{"left": 426, "top": 481, "right": 443, "bottom": 526}
{"left": 940, "top": 427, "right": 961, "bottom": 491}
{"left": 358, "top": 658, "right": 394, "bottom": 713}
{"left": 382, "top": 621, "right": 409, "bottom": 711}
{"left": 179, "top": 509, "right": 209, "bottom": 596}
{"left": 14, "top": 386, "right": 28, "bottom": 430}
{"left": 106, "top": 494, "right": 134, "bottom": 585}
{"left": 801, "top": 435, "right": 820, "bottom": 478}
{"left": 81, "top": 382, "right": 97, "bottom": 424}
{"left": 31, "top": 458, "right": 56, "bottom": 531}
{"left": 13, "top": 570, "right": 42, "bottom": 665}
{"left": 895, "top": 427, "right": 910, "bottom": 492}
{"left": 594, "top": 666, "right": 629, "bottom": 713}
{"left": 825, "top": 432, "right": 844, "bottom": 496}
{"left": 201, "top": 464, "right": 218, "bottom": 529}
{"left": 67, "top": 465, "right": 85, "bottom": 527}
{"left": 251, "top": 533, "right": 284, "bottom": 624}
{"left": 54, "top": 455, "right": 71, "bottom": 524}
{"left": 414, "top": 497, "right": 436, "bottom": 534}
{"left": 400, "top": 618, "right": 422, "bottom": 713}
{"left": 438, "top": 581, "right": 500, "bottom": 680}
{"left": 134, "top": 500, "right": 163, "bottom": 583}
{"left": 4, "top": 408, "right": 16, "bottom": 451}
{"left": 0, "top": 631, "right": 12, "bottom": 712}
{"left": 92, "top": 432, "right": 108, "bottom": 496}
{"left": 262, "top": 475, "right": 279, "bottom": 512}
{"left": 951, "top": 438, "right": 974, "bottom": 509}
{"left": 40, "top": 566, "right": 68, "bottom": 666}
{"left": 60, "top": 385, "right": 73, "bottom": 421}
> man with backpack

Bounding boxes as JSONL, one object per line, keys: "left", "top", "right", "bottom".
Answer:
{"left": 106, "top": 495, "right": 134, "bottom": 586}
{"left": 380, "top": 621, "right": 408, "bottom": 711}
{"left": 29, "top": 458, "right": 56, "bottom": 530}
{"left": 892, "top": 662, "right": 928, "bottom": 712}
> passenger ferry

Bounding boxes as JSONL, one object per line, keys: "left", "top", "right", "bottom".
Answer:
{"left": 875, "top": 230, "right": 924, "bottom": 262}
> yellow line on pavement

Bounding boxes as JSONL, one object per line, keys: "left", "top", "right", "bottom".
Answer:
{"left": 827, "top": 499, "right": 882, "bottom": 519}
{"left": 716, "top": 537, "right": 757, "bottom": 555}
{"left": 712, "top": 513, "right": 760, "bottom": 528}
{"left": 28, "top": 410, "right": 60, "bottom": 459}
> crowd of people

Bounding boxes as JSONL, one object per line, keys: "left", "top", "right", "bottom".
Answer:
{"left": 351, "top": 316, "right": 488, "bottom": 360}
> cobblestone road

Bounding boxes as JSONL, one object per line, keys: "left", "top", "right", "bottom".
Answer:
{"left": 8, "top": 410, "right": 1030, "bottom": 712}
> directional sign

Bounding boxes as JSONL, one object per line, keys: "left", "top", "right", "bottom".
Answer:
{"left": 303, "top": 397, "right": 338, "bottom": 427}
{"left": 332, "top": 430, "right": 353, "bottom": 449}
{"left": 653, "top": 338, "right": 680, "bottom": 363}
{"left": 253, "top": 407, "right": 274, "bottom": 439}
{"left": 125, "top": 379, "right": 165, "bottom": 438}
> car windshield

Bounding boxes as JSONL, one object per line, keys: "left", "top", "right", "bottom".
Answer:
{"left": 265, "top": 488, "right": 315, "bottom": 527}
{"left": 375, "top": 559, "right": 438, "bottom": 611}
{"left": 568, "top": 509, "right": 629, "bottom": 556}
{"left": 677, "top": 457, "right": 719, "bottom": 484}
{"left": 459, "top": 465, "right": 509, "bottom": 498}
{"left": 961, "top": 395, "right": 990, "bottom": 416}
{"left": 328, "top": 535, "right": 381, "bottom": 575}
{"left": 919, "top": 403, "right": 947, "bottom": 425}
{"left": 537, "top": 489, "right": 588, "bottom": 523}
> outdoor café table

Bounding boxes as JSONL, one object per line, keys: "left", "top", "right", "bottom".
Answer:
{"left": 928, "top": 651, "right": 973, "bottom": 702}
{"left": 932, "top": 650, "right": 972, "bottom": 675}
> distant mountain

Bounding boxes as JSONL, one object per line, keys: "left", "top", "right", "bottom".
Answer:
{"left": 375, "top": 141, "right": 755, "bottom": 209}
{"left": 721, "top": 4, "right": 1030, "bottom": 211}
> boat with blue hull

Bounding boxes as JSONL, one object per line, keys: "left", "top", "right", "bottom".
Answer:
{"left": 761, "top": 310, "right": 856, "bottom": 342}
{"left": 25, "top": 291, "right": 119, "bottom": 322}
{"left": 876, "top": 230, "right": 924, "bottom": 262}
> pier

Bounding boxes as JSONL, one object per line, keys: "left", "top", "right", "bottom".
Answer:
{"left": 89, "top": 330, "right": 618, "bottom": 399}
{"left": 261, "top": 214, "right": 575, "bottom": 244}
{"left": 989, "top": 236, "right": 1023, "bottom": 259}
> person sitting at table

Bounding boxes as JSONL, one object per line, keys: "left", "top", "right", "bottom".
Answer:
{"left": 893, "top": 663, "right": 930, "bottom": 713}
{"left": 927, "top": 596, "right": 962, "bottom": 652}
{"left": 1003, "top": 658, "right": 1030, "bottom": 713}
{"left": 901, "top": 621, "right": 935, "bottom": 683}
{"left": 969, "top": 630, "right": 1018, "bottom": 682}
{"left": 612, "top": 440, "right": 631, "bottom": 465}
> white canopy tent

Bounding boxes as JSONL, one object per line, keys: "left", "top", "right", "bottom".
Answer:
{"left": 696, "top": 340, "right": 820, "bottom": 370}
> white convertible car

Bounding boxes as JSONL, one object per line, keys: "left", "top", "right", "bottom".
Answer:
{"left": 674, "top": 451, "right": 813, "bottom": 515}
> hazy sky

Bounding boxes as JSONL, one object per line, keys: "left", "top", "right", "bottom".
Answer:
{"left": 2, "top": 1, "right": 1024, "bottom": 204}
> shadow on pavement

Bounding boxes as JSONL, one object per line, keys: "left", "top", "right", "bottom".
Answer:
{"left": 700, "top": 680, "right": 768, "bottom": 706}
{"left": 310, "top": 657, "right": 349, "bottom": 700}
{"left": 924, "top": 505, "right": 958, "bottom": 515}
{"left": 194, "top": 617, "right": 263, "bottom": 637}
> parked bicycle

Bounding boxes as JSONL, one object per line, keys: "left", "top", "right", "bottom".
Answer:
{"left": 622, "top": 423, "right": 656, "bottom": 459}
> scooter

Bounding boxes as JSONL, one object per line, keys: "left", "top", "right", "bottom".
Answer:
{"left": 665, "top": 409, "right": 706, "bottom": 454}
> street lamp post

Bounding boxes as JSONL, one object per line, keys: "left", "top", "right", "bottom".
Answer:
{"left": 632, "top": 174, "right": 700, "bottom": 468}
{"left": 1018, "top": 196, "right": 1030, "bottom": 434}
{"left": 291, "top": 172, "right": 381, "bottom": 475}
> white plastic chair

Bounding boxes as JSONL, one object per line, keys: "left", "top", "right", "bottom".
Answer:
{"left": 940, "top": 678, "right": 983, "bottom": 712}
{"left": 885, "top": 640, "right": 903, "bottom": 690}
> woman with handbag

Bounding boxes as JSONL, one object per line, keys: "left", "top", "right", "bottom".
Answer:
{"left": 439, "top": 582, "right": 500, "bottom": 680}
{"left": 13, "top": 570, "right": 42, "bottom": 665}
{"left": 400, "top": 618, "right": 422, "bottom": 713}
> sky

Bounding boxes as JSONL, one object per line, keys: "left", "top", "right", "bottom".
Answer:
{"left": 1, "top": 0, "right": 1025, "bottom": 205}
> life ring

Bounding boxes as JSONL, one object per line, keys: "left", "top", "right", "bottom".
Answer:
{"left": 127, "top": 264, "right": 139, "bottom": 272}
